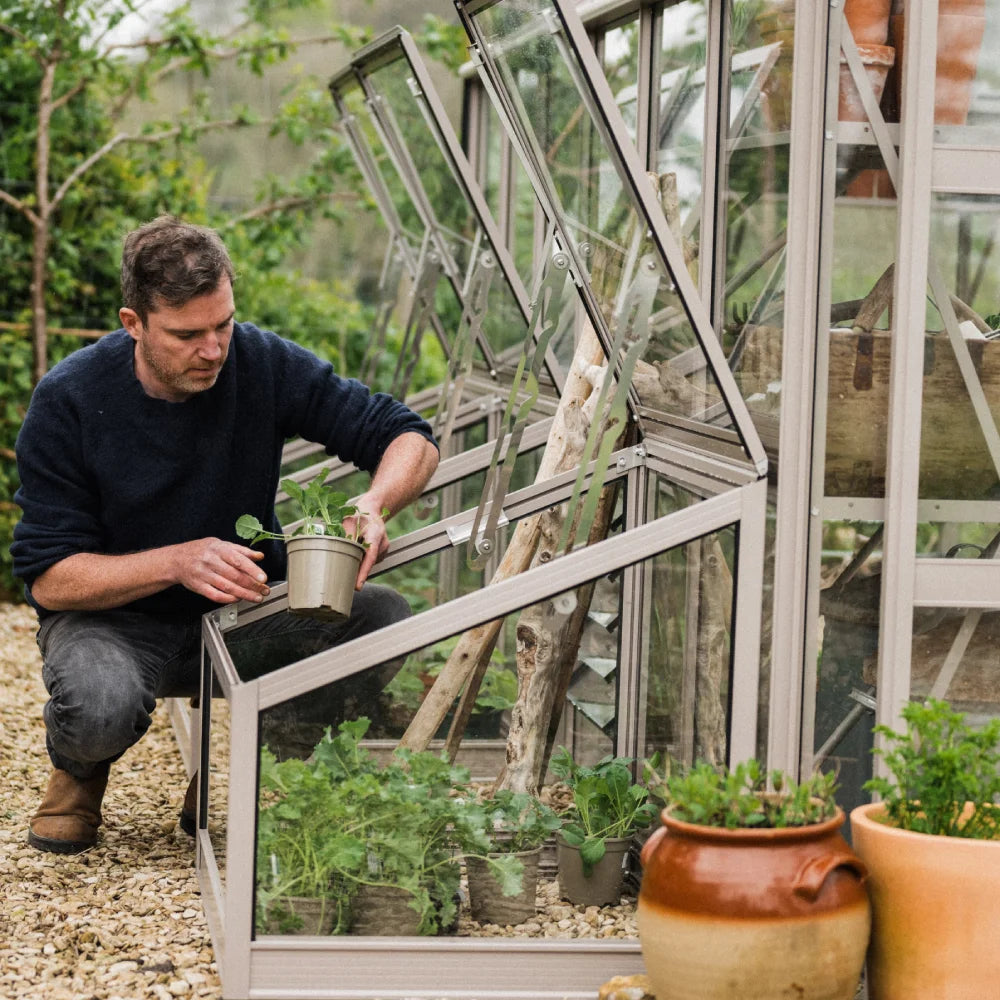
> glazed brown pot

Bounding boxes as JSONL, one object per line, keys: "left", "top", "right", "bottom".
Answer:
{"left": 637, "top": 809, "right": 871, "bottom": 1000}
{"left": 851, "top": 801, "right": 1000, "bottom": 1000}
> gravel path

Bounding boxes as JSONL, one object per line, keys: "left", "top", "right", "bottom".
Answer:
{"left": 0, "top": 601, "right": 640, "bottom": 999}
{"left": 0, "top": 601, "right": 220, "bottom": 1000}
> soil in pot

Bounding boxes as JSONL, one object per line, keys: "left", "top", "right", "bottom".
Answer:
{"left": 556, "top": 834, "right": 631, "bottom": 907}
{"left": 286, "top": 535, "right": 364, "bottom": 621}
{"left": 467, "top": 848, "right": 541, "bottom": 926}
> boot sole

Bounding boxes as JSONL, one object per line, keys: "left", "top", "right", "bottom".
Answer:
{"left": 27, "top": 828, "right": 96, "bottom": 854}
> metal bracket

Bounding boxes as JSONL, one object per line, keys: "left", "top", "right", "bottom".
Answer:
{"left": 466, "top": 233, "right": 572, "bottom": 569}
{"left": 216, "top": 606, "right": 239, "bottom": 631}
{"left": 447, "top": 509, "right": 510, "bottom": 548}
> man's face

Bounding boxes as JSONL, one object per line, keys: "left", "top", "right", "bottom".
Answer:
{"left": 120, "top": 279, "right": 235, "bottom": 402}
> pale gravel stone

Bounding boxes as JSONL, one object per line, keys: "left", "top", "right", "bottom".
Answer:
{"left": 0, "top": 600, "right": 639, "bottom": 999}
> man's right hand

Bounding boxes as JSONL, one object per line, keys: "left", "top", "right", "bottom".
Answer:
{"left": 29, "top": 540, "right": 270, "bottom": 612}
{"left": 172, "top": 538, "right": 270, "bottom": 605}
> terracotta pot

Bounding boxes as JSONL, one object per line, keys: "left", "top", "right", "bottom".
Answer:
{"left": 839, "top": 43, "right": 895, "bottom": 122}
{"left": 637, "top": 809, "right": 870, "bottom": 1000}
{"left": 556, "top": 834, "right": 631, "bottom": 906}
{"left": 888, "top": 4, "right": 985, "bottom": 125}
{"left": 285, "top": 534, "right": 364, "bottom": 621}
{"left": 844, "top": 0, "right": 892, "bottom": 45}
{"left": 466, "top": 847, "right": 541, "bottom": 926}
{"left": 851, "top": 801, "right": 1000, "bottom": 1000}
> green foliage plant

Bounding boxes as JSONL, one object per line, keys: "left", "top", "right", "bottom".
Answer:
{"left": 865, "top": 698, "right": 1000, "bottom": 840}
{"left": 550, "top": 747, "right": 659, "bottom": 874}
{"left": 651, "top": 758, "right": 839, "bottom": 830}
{"left": 236, "top": 470, "right": 383, "bottom": 546}
{"left": 256, "top": 718, "right": 522, "bottom": 935}
{"left": 480, "top": 789, "right": 562, "bottom": 855}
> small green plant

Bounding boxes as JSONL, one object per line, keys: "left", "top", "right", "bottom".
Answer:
{"left": 651, "top": 758, "right": 839, "bottom": 829}
{"left": 236, "top": 470, "right": 383, "bottom": 546}
{"left": 550, "top": 747, "right": 659, "bottom": 874}
{"left": 865, "top": 698, "right": 1000, "bottom": 839}
{"left": 481, "top": 790, "right": 562, "bottom": 854}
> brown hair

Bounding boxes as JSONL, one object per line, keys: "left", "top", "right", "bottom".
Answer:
{"left": 121, "top": 215, "right": 236, "bottom": 323}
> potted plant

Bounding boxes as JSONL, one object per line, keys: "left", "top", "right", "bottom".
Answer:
{"left": 255, "top": 721, "right": 373, "bottom": 936}
{"left": 637, "top": 759, "right": 870, "bottom": 1000}
{"left": 465, "top": 789, "right": 562, "bottom": 926}
{"left": 850, "top": 698, "right": 1000, "bottom": 1000}
{"left": 237, "top": 471, "right": 380, "bottom": 620}
{"left": 255, "top": 718, "right": 522, "bottom": 937}
{"left": 549, "top": 747, "right": 659, "bottom": 906}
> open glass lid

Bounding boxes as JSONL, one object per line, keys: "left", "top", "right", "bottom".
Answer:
{"left": 329, "top": 28, "right": 565, "bottom": 423}
{"left": 455, "top": 0, "right": 767, "bottom": 475}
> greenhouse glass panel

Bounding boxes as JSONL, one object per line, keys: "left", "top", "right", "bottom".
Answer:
{"left": 461, "top": 0, "right": 767, "bottom": 468}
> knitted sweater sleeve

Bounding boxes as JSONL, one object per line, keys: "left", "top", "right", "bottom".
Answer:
{"left": 265, "top": 330, "right": 437, "bottom": 472}
{"left": 11, "top": 374, "right": 103, "bottom": 587}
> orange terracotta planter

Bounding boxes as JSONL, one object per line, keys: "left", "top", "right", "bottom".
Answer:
{"left": 839, "top": 44, "right": 895, "bottom": 122}
{"left": 637, "top": 810, "right": 870, "bottom": 1000}
{"left": 844, "top": 0, "right": 892, "bottom": 45}
{"left": 889, "top": 1, "right": 986, "bottom": 125}
{"left": 850, "top": 802, "right": 1000, "bottom": 1000}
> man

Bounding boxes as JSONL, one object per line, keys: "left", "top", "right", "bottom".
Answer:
{"left": 11, "top": 215, "right": 439, "bottom": 854}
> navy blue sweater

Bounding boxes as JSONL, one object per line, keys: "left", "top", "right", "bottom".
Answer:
{"left": 12, "top": 323, "right": 435, "bottom": 618}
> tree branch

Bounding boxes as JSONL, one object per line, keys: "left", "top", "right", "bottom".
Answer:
{"left": 222, "top": 191, "right": 360, "bottom": 227}
{"left": 48, "top": 117, "right": 252, "bottom": 213}
{"left": 0, "top": 188, "right": 41, "bottom": 228}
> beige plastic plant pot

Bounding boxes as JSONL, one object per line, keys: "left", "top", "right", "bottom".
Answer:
{"left": 285, "top": 535, "right": 364, "bottom": 621}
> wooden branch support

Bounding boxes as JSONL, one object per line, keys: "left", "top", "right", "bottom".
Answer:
{"left": 398, "top": 326, "right": 607, "bottom": 753}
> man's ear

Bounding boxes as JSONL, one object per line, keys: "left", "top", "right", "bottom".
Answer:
{"left": 119, "top": 307, "right": 143, "bottom": 341}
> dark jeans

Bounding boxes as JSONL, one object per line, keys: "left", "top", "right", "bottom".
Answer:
{"left": 36, "top": 584, "right": 410, "bottom": 779}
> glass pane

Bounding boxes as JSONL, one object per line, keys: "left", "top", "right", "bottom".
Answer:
{"left": 640, "top": 476, "right": 736, "bottom": 766}
{"left": 603, "top": 19, "right": 641, "bottom": 142}
{"left": 204, "top": 693, "right": 231, "bottom": 897}
{"left": 814, "top": 518, "right": 881, "bottom": 817}
{"left": 253, "top": 571, "right": 643, "bottom": 940}
{"left": 918, "top": 194, "right": 1000, "bottom": 501}
{"left": 654, "top": 0, "right": 709, "bottom": 282}
{"left": 885, "top": 0, "right": 999, "bottom": 139}
{"left": 361, "top": 58, "right": 531, "bottom": 362}
{"left": 472, "top": 0, "right": 742, "bottom": 431}
{"left": 723, "top": 2, "right": 794, "bottom": 426}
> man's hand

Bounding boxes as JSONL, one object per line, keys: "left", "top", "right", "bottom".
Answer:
{"left": 172, "top": 538, "right": 270, "bottom": 604}
{"left": 339, "top": 432, "right": 439, "bottom": 591}
{"left": 29, "top": 539, "right": 270, "bottom": 612}
{"left": 344, "top": 502, "right": 389, "bottom": 590}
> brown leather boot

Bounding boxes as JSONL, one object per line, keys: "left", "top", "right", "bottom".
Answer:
{"left": 179, "top": 772, "right": 198, "bottom": 837}
{"left": 28, "top": 766, "right": 110, "bottom": 854}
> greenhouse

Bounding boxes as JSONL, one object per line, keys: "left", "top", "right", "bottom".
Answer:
{"left": 171, "top": 1, "right": 1000, "bottom": 997}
